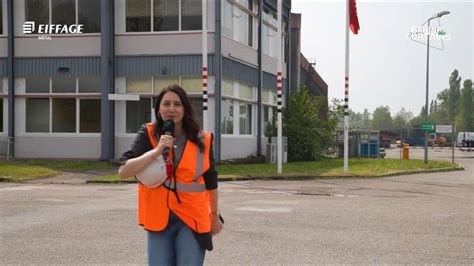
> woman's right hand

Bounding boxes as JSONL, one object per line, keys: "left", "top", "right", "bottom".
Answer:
{"left": 154, "top": 135, "right": 175, "bottom": 158}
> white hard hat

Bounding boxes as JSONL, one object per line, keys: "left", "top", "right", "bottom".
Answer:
{"left": 136, "top": 155, "right": 167, "bottom": 188}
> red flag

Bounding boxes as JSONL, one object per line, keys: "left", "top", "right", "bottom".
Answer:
{"left": 349, "top": 0, "right": 360, "bottom": 34}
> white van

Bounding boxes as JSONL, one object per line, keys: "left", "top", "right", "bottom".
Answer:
{"left": 457, "top": 132, "right": 474, "bottom": 147}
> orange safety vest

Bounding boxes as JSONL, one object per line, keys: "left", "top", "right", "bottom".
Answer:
{"left": 138, "top": 123, "right": 212, "bottom": 233}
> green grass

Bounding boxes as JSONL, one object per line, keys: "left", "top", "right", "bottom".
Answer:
{"left": 87, "top": 158, "right": 459, "bottom": 183}
{"left": 0, "top": 161, "right": 61, "bottom": 182}
{"left": 216, "top": 158, "right": 458, "bottom": 178}
{"left": 19, "top": 159, "right": 117, "bottom": 173}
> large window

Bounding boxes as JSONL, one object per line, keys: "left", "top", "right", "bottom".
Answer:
{"left": 52, "top": 77, "right": 76, "bottom": 93}
{"left": 221, "top": 99, "right": 234, "bottom": 134}
{"left": 79, "top": 77, "right": 101, "bottom": 93}
{"left": 181, "top": 77, "right": 201, "bottom": 93}
{"left": 52, "top": 0, "right": 75, "bottom": 26}
{"left": 126, "top": 0, "right": 151, "bottom": 32}
{"left": 262, "top": 105, "right": 276, "bottom": 133}
{"left": 262, "top": 9, "right": 278, "bottom": 57}
{"left": 125, "top": 76, "right": 204, "bottom": 133}
{"left": 25, "top": 0, "right": 100, "bottom": 33}
{"left": 26, "top": 77, "right": 50, "bottom": 93}
{"left": 0, "top": 0, "right": 3, "bottom": 35}
{"left": 221, "top": 79, "right": 256, "bottom": 135}
{"left": 239, "top": 103, "right": 252, "bottom": 135}
{"left": 181, "top": 0, "right": 202, "bottom": 30}
{"left": 222, "top": 0, "right": 255, "bottom": 47}
{"left": 126, "top": 98, "right": 152, "bottom": 133}
{"left": 153, "top": 76, "right": 179, "bottom": 93}
{"left": 25, "top": 0, "right": 49, "bottom": 34}
{"left": 80, "top": 99, "right": 101, "bottom": 132}
{"left": 222, "top": 79, "right": 234, "bottom": 96}
{"left": 52, "top": 98, "right": 76, "bottom": 132}
{"left": 222, "top": 1, "right": 233, "bottom": 37}
{"left": 0, "top": 80, "right": 3, "bottom": 132}
{"left": 126, "top": 76, "right": 202, "bottom": 94}
{"left": 153, "top": 0, "right": 178, "bottom": 31}
{"left": 127, "top": 77, "right": 152, "bottom": 93}
{"left": 0, "top": 98, "right": 3, "bottom": 133}
{"left": 78, "top": 0, "right": 101, "bottom": 33}
{"left": 24, "top": 77, "right": 101, "bottom": 133}
{"left": 127, "top": 0, "right": 202, "bottom": 32}
{"left": 26, "top": 98, "right": 50, "bottom": 132}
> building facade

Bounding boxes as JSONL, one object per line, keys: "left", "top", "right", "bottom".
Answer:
{"left": 0, "top": 0, "right": 325, "bottom": 161}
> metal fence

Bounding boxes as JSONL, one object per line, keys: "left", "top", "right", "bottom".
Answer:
{"left": 335, "top": 127, "right": 474, "bottom": 163}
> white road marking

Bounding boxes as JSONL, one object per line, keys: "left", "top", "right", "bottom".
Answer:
{"left": 236, "top": 206, "right": 293, "bottom": 213}
{"left": 0, "top": 185, "right": 45, "bottom": 192}
{"left": 37, "top": 199, "right": 66, "bottom": 202}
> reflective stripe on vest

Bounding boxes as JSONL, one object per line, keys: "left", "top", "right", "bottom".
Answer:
{"left": 163, "top": 178, "right": 207, "bottom": 192}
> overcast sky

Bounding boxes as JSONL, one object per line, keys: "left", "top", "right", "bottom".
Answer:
{"left": 291, "top": 0, "right": 473, "bottom": 116}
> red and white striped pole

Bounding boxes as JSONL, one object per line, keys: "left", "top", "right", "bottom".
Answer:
{"left": 202, "top": 0, "right": 208, "bottom": 131}
{"left": 344, "top": 0, "right": 350, "bottom": 173}
{"left": 202, "top": 66, "right": 208, "bottom": 130}
{"left": 277, "top": 0, "right": 283, "bottom": 174}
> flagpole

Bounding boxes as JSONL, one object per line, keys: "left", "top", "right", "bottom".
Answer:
{"left": 344, "top": 0, "right": 350, "bottom": 174}
{"left": 277, "top": 0, "right": 283, "bottom": 174}
{"left": 202, "top": 0, "right": 208, "bottom": 131}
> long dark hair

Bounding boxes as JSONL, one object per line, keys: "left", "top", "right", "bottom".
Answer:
{"left": 154, "top": 84, "right": 204, "bottom": 152}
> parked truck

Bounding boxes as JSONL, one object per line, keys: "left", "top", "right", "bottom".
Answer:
{"left": 403, "top": 134, "right": 447, "bottom": 147}
{"left": 457, "top": 132, "right": 474, "bottom": 147}
{"left": 428, "top": 133, "right": 447, "bottom": 147}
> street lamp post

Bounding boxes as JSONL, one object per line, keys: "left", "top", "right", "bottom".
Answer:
{"left": 424, "top": 10, "right": 450, "bottom": 164}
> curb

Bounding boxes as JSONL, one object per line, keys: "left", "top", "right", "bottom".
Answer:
{"left": 217, "top": 166, "right": 465, "bottom": 181}
{"left": 86, "top": 179, "right": 136, "bottom": 184}
{"left": 85, "top": 166, "right": 464, "bottom": 184}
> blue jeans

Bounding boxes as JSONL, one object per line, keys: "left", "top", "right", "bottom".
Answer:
{"left": 147, "top": 212, "right": 205, "bottom": 266}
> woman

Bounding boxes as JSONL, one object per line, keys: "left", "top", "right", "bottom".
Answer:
{"left": 118, "top": 85, "right": 223, "bottom": 265}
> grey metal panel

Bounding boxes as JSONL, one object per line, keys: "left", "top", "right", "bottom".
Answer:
{"left": 222, "top": 57, "right": 258, "bottom": 86}
{"left": 263, "top": 71, "right": 287, "bottom": 91}
{"left": 263, "top": 71, "right": 276, "bottom": 88}
{"left": 15, "top": 136, "right": 101, "bottom": 159}
{"left": 115, "top": 55, "right": 215, "bottom": 76}
{"left": 15, "top": 57, "right": 101, "bottom": 77}
{"left": 300, "top": 69, "right": 325, "bottom": 96}
{"left": 0, "top": 58, "right": 6, "bottom": 76}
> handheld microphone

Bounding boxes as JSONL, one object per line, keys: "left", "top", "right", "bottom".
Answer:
{"left": 162, "top": 119, "right": 175, "bottom": 160}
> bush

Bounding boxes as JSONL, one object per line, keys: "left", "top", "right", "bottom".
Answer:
{"left": 283, "top": 86, "right": 338, "bottom": 161}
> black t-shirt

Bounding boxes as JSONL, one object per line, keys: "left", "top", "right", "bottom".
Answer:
{"left": 119, "top": 124, "right": 218, "bottom": 190}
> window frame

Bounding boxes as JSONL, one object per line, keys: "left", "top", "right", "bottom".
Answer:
{"left": 125, "top": 0, "right": 203, "bottom": 33}
{"left": 24, "top": 0, "right": 101, "bottom": 35}
{"left": 222, "top": 0, "right": 257, "bottom": 48}
{"left": 221, "top": 79, "right": 257, "bottom": 136}
{"left": 124, "top": 75, "right": 205, "bottom": 135}
{"left": 23, "top": 77, "right": 101, "bottom": 134}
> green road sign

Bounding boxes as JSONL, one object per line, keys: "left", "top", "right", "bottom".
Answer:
{"left": 422, "top": 123, "right": 434, "bottom": 132}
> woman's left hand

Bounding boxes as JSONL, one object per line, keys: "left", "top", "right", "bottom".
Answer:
{"left": 210, "top": 214, "right": 223, "bottom": 236}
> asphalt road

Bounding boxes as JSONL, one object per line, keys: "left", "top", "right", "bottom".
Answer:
{"left": 1, "top": 159, "right": 473, "bottom": 265}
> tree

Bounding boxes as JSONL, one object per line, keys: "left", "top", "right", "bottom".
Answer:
{"left": 457, "top": 79, "right": 473, "bottom": 131}
{"left": 393, "top": 108, "right": 413, "bottom": 129}
{"left": 283, "top": 86, "right": 338, "bottom": 161}
{"left": 361, "top": 109, "right": 371, "bottom": 129}
{"left": 347, "top": 110, "right": 363, "bottom": 129}
{"left": 331, "top": 98, "right": 345, "bottom": 129}
{"left": 371, "top": 106, "right": 393, "bottom": 130}
{"left": 437, "top": 69, "right": 462, "bottom": 123}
